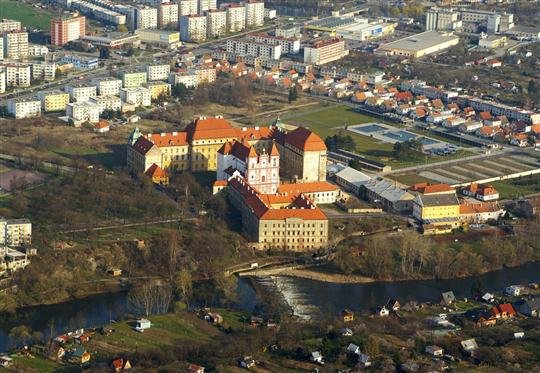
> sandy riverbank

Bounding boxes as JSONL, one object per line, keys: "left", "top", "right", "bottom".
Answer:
{"left": 239, "top": 267, "right": 375, "bottom": 283}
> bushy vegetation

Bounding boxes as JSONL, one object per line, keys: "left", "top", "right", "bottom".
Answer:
{"left": 325, "top": 133, "right": 356, "bottom": 152}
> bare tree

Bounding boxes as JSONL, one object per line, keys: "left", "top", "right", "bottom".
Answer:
{"left": 175, "top": 268, "right": 193, "bottom": 307}
{"left": 127, "top": 282, "right": 173, "bottom": 317}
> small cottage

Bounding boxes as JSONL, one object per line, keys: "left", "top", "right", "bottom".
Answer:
{"left": 135, "top": 318, "right": 151, "bottom": 332}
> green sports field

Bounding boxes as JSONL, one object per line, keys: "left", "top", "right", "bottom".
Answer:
{"left": 0, "top": 0, "right": 53, "bottom": 30}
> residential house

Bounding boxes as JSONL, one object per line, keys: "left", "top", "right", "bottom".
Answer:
{"left": 239, "top": 356, "right": 256, "bottom": 369}
{"left": 466, "top": 308, "right": 497, "bottom": 327}
{"left": 411, "top": 183, "right": 460, "bottom": 234}
{"left": 459, "top": 121, "right": 483, "bottom": 133}
{"left": 111, "top": 358, "right": 132, "bottom": 372}
{"left": 340, "top": 328, "right": 353, "bottom": 337}
{"left": 375, "top": 306, "right": 389, "bottom": 316}
{"left": 145, "top": 164, "right": 169, "bottom": 185}
{"left": 441, "top": 291, "right": 456, "bottom": 305}
{"left": 0, "top": 356, "right": 12, "bottom": 368}
{"left": 490, "top": 303, "right": 516, "bottom": 319}
{"left": 357, "top": 353, "right": 371, "bottom": 368}
{"left": 481, "top": 292, "right": 495, "bottom": 303}
{"left": 387, "top": 299, "right": 401, "bottom": 311}
{"left": 459, "top": 201, "right": 505, "bottom": 224}
{"left": 346, "top": 343, "right": 360, "bottom": 355}
{"left": 341, "top": 309, "right": 354, "bottom": 323}
{"left": 69, "top": 346, "right": 91, "bottom": 364}
{"left": 510, "top": 133, "right": 529, "bottom": 147}
{"left": 187, "top": 363, "right": 205, "bottom": 373}
{"left": 514, "top": 298, "right": 540, "bottom": 317}
{"left": 505, "top": 285, "right": 521, "bottom": 296}
{"left": 135, "top": 318, "right": 151, "bottom": 332}
{"left": 425, "top": 345, "right": 444, "bottom": 357}
{"left": 462, "top": 183, "right": 499, "bottom": 201}
{"left": 310, "top": 351, "right": 324, "bottom": 365}
{"left": 460, "top": 338, "right": 478, "bottom": 355}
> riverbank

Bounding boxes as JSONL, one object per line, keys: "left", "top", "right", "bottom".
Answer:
{"left": 242, "top": 260, "right": 540, "bottom": 284}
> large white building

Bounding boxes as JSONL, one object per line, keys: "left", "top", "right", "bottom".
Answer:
{"left": 120, "top": 87, "right": 151, "bottom": 107}
{"left": 0, "top": 69, "right": 5, "bottom": 93}
{"left": 89, "top": 95, "right": 122, "bottom": 113}
{"left": 198, "top": 0, "right": 217, "bottom": 13}
{"left": 178, "top": 0, "right": 198, "bottom": 16}
{"left": 28, "top": 44, "right": 49, "bottom": 57}
{"left": 376, "top": 31, "right": 459, "bottom": 58}
{"left": 303, "top": 38, "right": 349, "bottom": 65}
{"left": 69, "top": 0, "right": 127, "bottom": 26}
{"left": 65, "top": 83, "right": 98, "bottom": 102}
{"left": 226, "top": 38, "right": 282, "bottom": 59}
{"left": 245, "top": 0, "right": 264, "bottom": 27}
{"left": 92, "top": 77, "right": 122, "bottom": 96}
{"left": 158, "top": 2, "right": 179, "bottom": 28}
{"left": 425, "top": 8, "right": 461, "bottom": 31}
{"left": 66, "top": 101, "right": 100, "bottom": 125}
{"left": 226, "top": 4, "right": 246, "bottom": 32}
{"left": 468, "top": 97, "right": 540, "bottom": 124}
{"left": 146, "top": 64, "right": 170, "bottom": 81}
{"left": 180, "top": 14, "right": 207, "bottom": 42}
{"left": 0, "top": 19, "right": 22, "bottom": 32}
{"left": 169, "top": 71, "right": 198, "bottom": 87}
{"left": 245, "top": 33, "right": 300, "bottom": 54}
{"left": 7, "top": 97, "right": 41, "bottom": 119}
{"left": 135, "top": 6, "right": 158, "bottom": 30}
{"left": 207, "top": 9, "right": 227, "bottom": 38}
{"left": 3, "top": 31, "right": 29, "bottom": 60}
{"left": 31, "top": 62, "right": 57, "bottom": 81}
{"left": 0, "top": 218, "right": 32, "bottom": 247}
{"left": 1, "top": 63, "right": 31, "bottom": 87}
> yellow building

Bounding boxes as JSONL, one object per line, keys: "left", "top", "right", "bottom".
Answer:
{"left": 37, "top": 91, "right": 70, "bottom": 112}
{"left": 145, "top": 82, "right": 171, "bottom": 100}
{"left": 127, "top": 116, "right": 327, "bottom": 177}
{"left": 411, "top": 183, "right": 460, "bottom": 234}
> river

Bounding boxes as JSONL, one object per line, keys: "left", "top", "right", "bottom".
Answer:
{"left": 1, "top": 262, "right": 539, "bottom": 352}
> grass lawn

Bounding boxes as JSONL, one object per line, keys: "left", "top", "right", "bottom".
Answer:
{"left": 94, "top": 313, "right": 217, "bottom": 351}
{"left": 491, "top": 174, "right": 540, "bottom": 199}
{"left": 282, "top": 104, "right": 474, "bottom": 169}
{"left": 11, "top": 355, "right": 61, "bottom": 372}
{"left": 388, "top": 173, "right": 438, "bottom": 186}
{"left": 0, "top": 0, "right": 53, "bottom": 29}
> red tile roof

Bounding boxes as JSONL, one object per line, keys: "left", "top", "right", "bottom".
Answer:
{"left": 145, "top": 163, "right": 168, "bottom": 178}
{"left": 147, "top": 132, "right": 188, "bottom": 147}
{"left": 498, "top": 303, "right": 516, "bottom": 316}
{"left": 228, "top": 175, "right": 327, "bottom": 221}
{"left": 277, "top": 181, "right": 339, "bottom": 195}
{"left": 409, "top": 183, "right": 454, "bottom": 194}
{"left": 459, "top": 201, "right": 502, "bottom": 214}
{"left": 480, "top": 111, "right": 492, "bottom": 120}
{"left": 185, "top": 117, "right": 238, "bottom": 141}
{"left": 285, "top": 126, "right": 326, "bottom": 151}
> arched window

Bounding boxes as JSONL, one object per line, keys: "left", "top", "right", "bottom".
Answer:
{"left": 261, "top": 175, "right": 266, "bottom": 182}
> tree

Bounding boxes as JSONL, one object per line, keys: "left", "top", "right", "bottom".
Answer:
{"left": 127, "top": 282, "right": 173, "bottom": 317}
{"left": 165, "top": 231, "right": 180, "bottom": 283}
{"left": 393, "top": 139, "right": 424, "bottom": 161}
{"left": 9, "top": 325, "right": 33, "bottom": 348}
{"left": 125, "top": 48, "right": 135, "bottom": 57}
{"left": 117, "top": 24, "right": 128, "bottom": 33}
{"left": 99, "top": 47, "right": 110, "bottom": 59}
{"left": 325, "top": 133, "right": 356, "bottom": 152}
{"left": 172, "top": 83, "right": 189, "bottom": 101}
{"left": 175, "top": 269, "right": 193, "bottom": 307}
{"left": 288, "top": 87, "right": 298, "bottom": 103}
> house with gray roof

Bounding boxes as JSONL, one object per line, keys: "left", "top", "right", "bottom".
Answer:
{"left": 335, "top": 167, "right": 371, "bottom": 195}
{"left": 361, "top": 177, "right": 415, "bottom": 212}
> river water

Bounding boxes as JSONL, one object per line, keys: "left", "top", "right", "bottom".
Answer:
{"left": 1, "top": 262, "right": 539, "bottom": 352}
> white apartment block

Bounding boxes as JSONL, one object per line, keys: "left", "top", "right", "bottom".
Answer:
{"left": 7, "top": 97, "right": 41, "bottom": 119}
{"left": 0, "top": 38, "right": 3, "bottom": 60}
{"left": 468, "top": 97, "right": 540, "bottom": 124}
{"left": 0, "top": 218, "right": 32, "bottom": 247}
{"left": 264, "top": 8, "right": 276, "bottom": 20}
{"left": 226, "top": 39, "right": 282, "bottom": 59}
{"left": 198, "top": 0, "right": 211, "bottom": 13}
{"left": 92, "top": 77, "right": 122, "bottom": 96}
{"left": 136, "top": 6, "right": 158, "bottom": 30}
{"left": 190, "top": 66, "right": 216, "bottom": 84}
{"left": 89, "top": 95, "right": 122, "bottom": 113}
{"left": 0, "top": 19, "right": 22, "bottom": 32}
{"left": 178, "top": 0, "right": 198, "bottom": 16}
{"left": 1, "top": 63, "right": 31, "bottom": 87}
{"left": 120, "top": 87, "right": 151, "bottom": 107}
{"left": 180, "top": 15, "right": 207, "bottom": 42}
{"left": 245, "top": 33, "right": 300, "bottom": 54}
{"left": 168, "top": 71, "right": 198, "bottom": 88}
{"left": 0, "top": 70, "right": 5, "bottom": 93}
{"left": 245, "top": 0, "right": 264, "bottom": 27}
{"left": 304, "top": 38, "right": 349, "bottom": 65}
{"left": 3, "top": 31, "right": 29, "bottom": 60}
{"left": 146, "top": 64, "right": 170, "bottom": 81}
{"left": 66, "top": 102, "right": 100, "bottom": 125}
{"left": 65, "top": 84, "right": 98, "bottom": 102}
{"left": 226, "top": 5, "right": 246, "bottom": 32}
{"left": 207, "top": 9, "right": 227, "bottom": 38}
{"left": 31, "top": 62, "right": 57, "bottom": 81}
{"left": 158, "top": 2, "right": 179, "bottom": 28}
{"left": 28, "top": 44, "right": 49, "bottom": 57}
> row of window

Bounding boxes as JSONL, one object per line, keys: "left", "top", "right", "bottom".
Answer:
{"left": 263, "top": 223, "right": 325, "bottom": 229}
{"left": 262, "top": 237, "right": 325, "bottom": 243}
{"left": 263, "top": 230, "right": 324, "bottom": 236}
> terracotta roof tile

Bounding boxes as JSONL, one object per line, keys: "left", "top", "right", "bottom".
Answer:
{"left": 147, "top": 132, "right": 188, "bottom": 147}
{"left": 285, "top": 126, "right": 326, "bottom": 151}
{"left": 277, "top": 181, "right": 339, "bottom": 194}
{"left": 145, "top": 163, "right": 168, "bottom": 178}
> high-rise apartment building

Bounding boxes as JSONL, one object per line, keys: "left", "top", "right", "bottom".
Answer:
{"left": 0, "top": 19, "right": 22, "bottom": 32}
{"left": 245, "top": 0, "right": 264, "bottom": 27}
{"left": 178, "top": 0, "right": 198, "bottom": 16}
{"left": 226, "top": 4, "right": 246, "bottom": 32}
{"left": 180, "top": 14, "right": 207, "bottom": 42}
{"left": 50, "top": 15, "right": 86, "bottom": 46}
{"left": 3, "top": 31, "right": 29, "bottom": 60}
{"left": 158, "top": 2, "right": 179, "bottom": 28}
{"left": 135, "top": 6, "right": 158, "bottom": 30}
{"left": 206, "top": 9, "right": 227, "bottom": 38}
